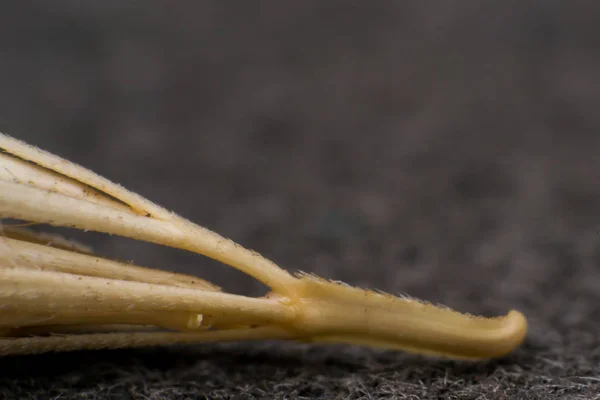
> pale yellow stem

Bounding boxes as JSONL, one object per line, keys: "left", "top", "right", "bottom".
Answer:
{"left": 0, "top": 326, "right": 297, "bottom": 356}
{"left": 0, "top": 133, "right": 296, "bottom": 293}
{"left": 0, "top": 151, "right": 133, "bottom": 214}
{"left": 286, "top": 275, "right": 528, "bottom": 359}
{"left": 0, "top": 310, "right": 206, "bottom": 333}
{"left": 0, "top": 133, "right": 176, "bottom": 219}
{"left": 6, "top": 324, "right": 165, "bottom": 336}
{"left": 0, "top": 267, "right": 296, "bottom": 325}
{"left": 0, "top": 132, "right": 529, "bottom": 360}
{"left": 0, "top": 236, "right": 220, "bottom": 291}
{"left": 0, "top": 179, "right": 296, "bottom": 293}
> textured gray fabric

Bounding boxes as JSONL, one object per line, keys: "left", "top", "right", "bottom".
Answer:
{"left": 1, "top": 2, "right": 600, "bottom": 399}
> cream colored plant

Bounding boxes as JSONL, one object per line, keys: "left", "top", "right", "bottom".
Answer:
{"left": 0, "top": 132, "right": 527, "bottom": 359}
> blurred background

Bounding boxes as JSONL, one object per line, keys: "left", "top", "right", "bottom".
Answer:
{"left": 1, "top": 0, "right": 600, "bottom": 358}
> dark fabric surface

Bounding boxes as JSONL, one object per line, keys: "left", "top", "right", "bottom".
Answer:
{"left": 1, "top": 2, "right": 600, "bottom": 399}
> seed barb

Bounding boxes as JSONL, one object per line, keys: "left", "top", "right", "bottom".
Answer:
{"left": 0, "top": 132, "right": 527, "bottom": 359}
